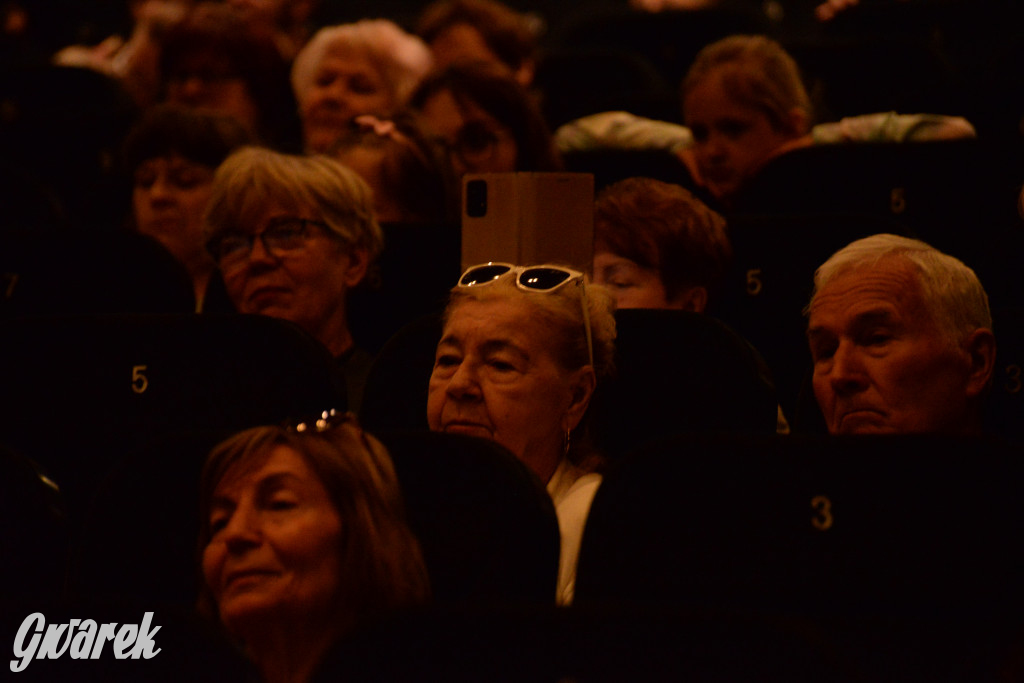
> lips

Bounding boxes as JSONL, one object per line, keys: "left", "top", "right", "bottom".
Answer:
{"left": 835, "top": 407, "right": 888, "bottom": 434}
{"left": 442, "top": 420, "right": 492, "bottom": 439}
{"left": 246, "top": 285, "right": 290, "bottom": 310}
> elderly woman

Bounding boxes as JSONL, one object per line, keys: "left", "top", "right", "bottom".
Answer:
{"left": 123, "top": 103, "right": 251, "bottom": 310}
{"left": 198, "top": 411, "right": 429, "bottom": 683}
{"left": 592, "top": 177, "right": 731, "bottom": 312}
{"left": 427, "top": 263, "right": 616, "bottom": 604}
{"left": 410, "top": 61, "right": 562, "bottom": 178}
{"left": 292, "top": 19, "right": 433, "bottom": 153}
{"left": 205, "top": 147, "right": 383, "bottom": 410}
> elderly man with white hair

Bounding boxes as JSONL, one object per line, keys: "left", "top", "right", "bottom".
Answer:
{"left": 805, "top": 234, "right": 996, "bottom": 435}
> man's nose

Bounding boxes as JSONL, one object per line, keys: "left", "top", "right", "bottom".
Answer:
{"left": 829, "top": 341, "right": 869, "bottom": 395}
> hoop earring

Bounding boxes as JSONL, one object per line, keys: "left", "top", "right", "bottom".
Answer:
{"left": 563, "top": 428, "right": 571, "bottom": 457}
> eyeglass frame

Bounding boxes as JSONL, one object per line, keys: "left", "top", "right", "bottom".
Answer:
{"left": 456, "top": 262, "right": 595, "bottom": 371}
{"left": 206, "top": 217, "right": 331, "bottom": 268}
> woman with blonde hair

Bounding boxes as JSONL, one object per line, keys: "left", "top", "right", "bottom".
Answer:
{"left": 205, "top": 147, "right": 383, "bottom": 409}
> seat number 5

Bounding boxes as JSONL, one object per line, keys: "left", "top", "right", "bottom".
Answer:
{"left": 131, "top": 365, "right": 149, "bottom": 394}
{"left": 811, "top": 495, "right": 833, "bottom": 531}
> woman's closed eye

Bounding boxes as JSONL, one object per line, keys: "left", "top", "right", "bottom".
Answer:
{"left": 607, "top": 278, "right": 636, "bottom": 290}
{"left": 209, "top": 511, "right": 231, "bottom": 535}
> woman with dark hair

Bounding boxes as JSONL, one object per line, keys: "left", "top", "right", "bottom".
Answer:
{"left": 410, "top": 61, "right": 561, "bottom": 178}
{"left": 416, "top": 0, "right": 538, "bottom": 86}
{"left": 160, "top": 2, "right": 303, "bottom": 151}
{"left": 198, "top": 412, "right": 429, "bottom": 683}
{"left": 330, "top": 113, "right": 457, "bottom": 225}
{"left": 123, "top": 103, "right": 251, "bottom": 309}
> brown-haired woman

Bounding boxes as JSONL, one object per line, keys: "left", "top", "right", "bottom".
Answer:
{"left": 197, "top": 413, "right": 429, "bottom": 683}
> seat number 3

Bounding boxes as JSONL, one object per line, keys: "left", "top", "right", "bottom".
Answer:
{"left": 811, "top": 495, "right": 833, "bottom": 531}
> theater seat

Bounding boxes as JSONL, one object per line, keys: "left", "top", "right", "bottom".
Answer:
{"left": 0, "top": 230, "right": 195, "bottom": 318}
{"left": 0, "top": 313, "right": 347, "bottom": 515}
{"left": 708, "top": 211, "right": 909, "bottom": 421}
{"left": 378, "top": 430, "right": 561, "bottom": 605}
{"left": 589, "top": 308, "right": 778, "bottom": 462}
{"left": 359, "top": 313, "right": 443, "bottom": 434}
{"left": 0, "top": 443, "right": 67, "bottom": 603}
{"left": 69, "top": 429, "right": 232, "bottom": 608}
{"left": 575, "top": 433, "right": 1024, "bottom": 680}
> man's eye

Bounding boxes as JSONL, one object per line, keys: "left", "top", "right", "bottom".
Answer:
{"left": 865, "top": 333, "right": 892, "bottom": 347}
{"left": 608, "top": 279, "right": 634, "bottom": 290}
{"left": 268, "top": 498, "right": 297, "bottom": 511}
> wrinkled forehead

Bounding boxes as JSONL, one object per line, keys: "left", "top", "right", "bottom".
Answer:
{"left": 444, "top": 289, "right": 538, "bottom": 329}
{"left": 810, "top": 256, "right": 930, "bottom": 320}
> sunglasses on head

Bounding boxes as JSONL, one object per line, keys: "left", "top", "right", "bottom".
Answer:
{"left": 457, "top": 262, "right": 594, "bottom": 369}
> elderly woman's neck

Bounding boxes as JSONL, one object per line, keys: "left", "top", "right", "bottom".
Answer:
{"left": 312, "top": 314, "right": 355, "bottom": 359}
{"left": 241, "top": 621, "right": 341, "bottom": 683}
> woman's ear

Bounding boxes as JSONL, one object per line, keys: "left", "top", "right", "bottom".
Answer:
{"left": 563, "top": 366, "right": 597, "bottom": 432}
{"left": 669, "top": 285, "right": 708, "bottom": 314}
{"left": 343, "top": 246, "right": 371, "bottom": 288}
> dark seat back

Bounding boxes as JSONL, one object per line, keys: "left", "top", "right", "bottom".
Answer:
{"left": 379, "top": 430, "right": 561, "bottom": 605}
{"left": 577, "top": 433, "right": 1024, "bottom": 615}
{"left": 576, "top": 433, "right": 1024, "bottom": 679}
{"left": 590, "top": 309, "right": 778, "bottom": 461}
{"left": 708, "top": 211, "right": 910, "bottom": 422}
{"left": 0, "top": 313, "right": 346, "bottom": 513}
{"left": 359, "top": 313, "right": 443, "bottom": 434}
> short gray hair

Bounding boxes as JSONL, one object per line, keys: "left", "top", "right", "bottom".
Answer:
{"left": 292, "top": 20, "right": 433, "bottom": 110}
{"left": 808, "top": 233, "right": 992, "bottom": 345}
{"left": 205, "top": 146, "right": 383, "bottom": 261}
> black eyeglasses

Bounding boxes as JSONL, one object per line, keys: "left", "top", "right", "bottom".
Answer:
{"left": 207, "top": 217, "right": 328, "bottom": 267}
{"left": 457, "top": 262, "right": 594, "bottom": 369}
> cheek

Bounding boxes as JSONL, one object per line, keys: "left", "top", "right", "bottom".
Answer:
{"left": 183, "top": 190, "right": 212, "bottom": 223}
{"left": 132, "top": 189, "right": 148, "bottom": 211}
{"left": 222, "top": 269, "right": 251, "bottom": 307}
{"left": 426, "top": 378, "right": 445, "bottom": 428}
{"left": 201, "top": 543, "right": 224, "bottom": 597}
{"left": 811, "top": 367, "right": 837, "bottom": 407}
